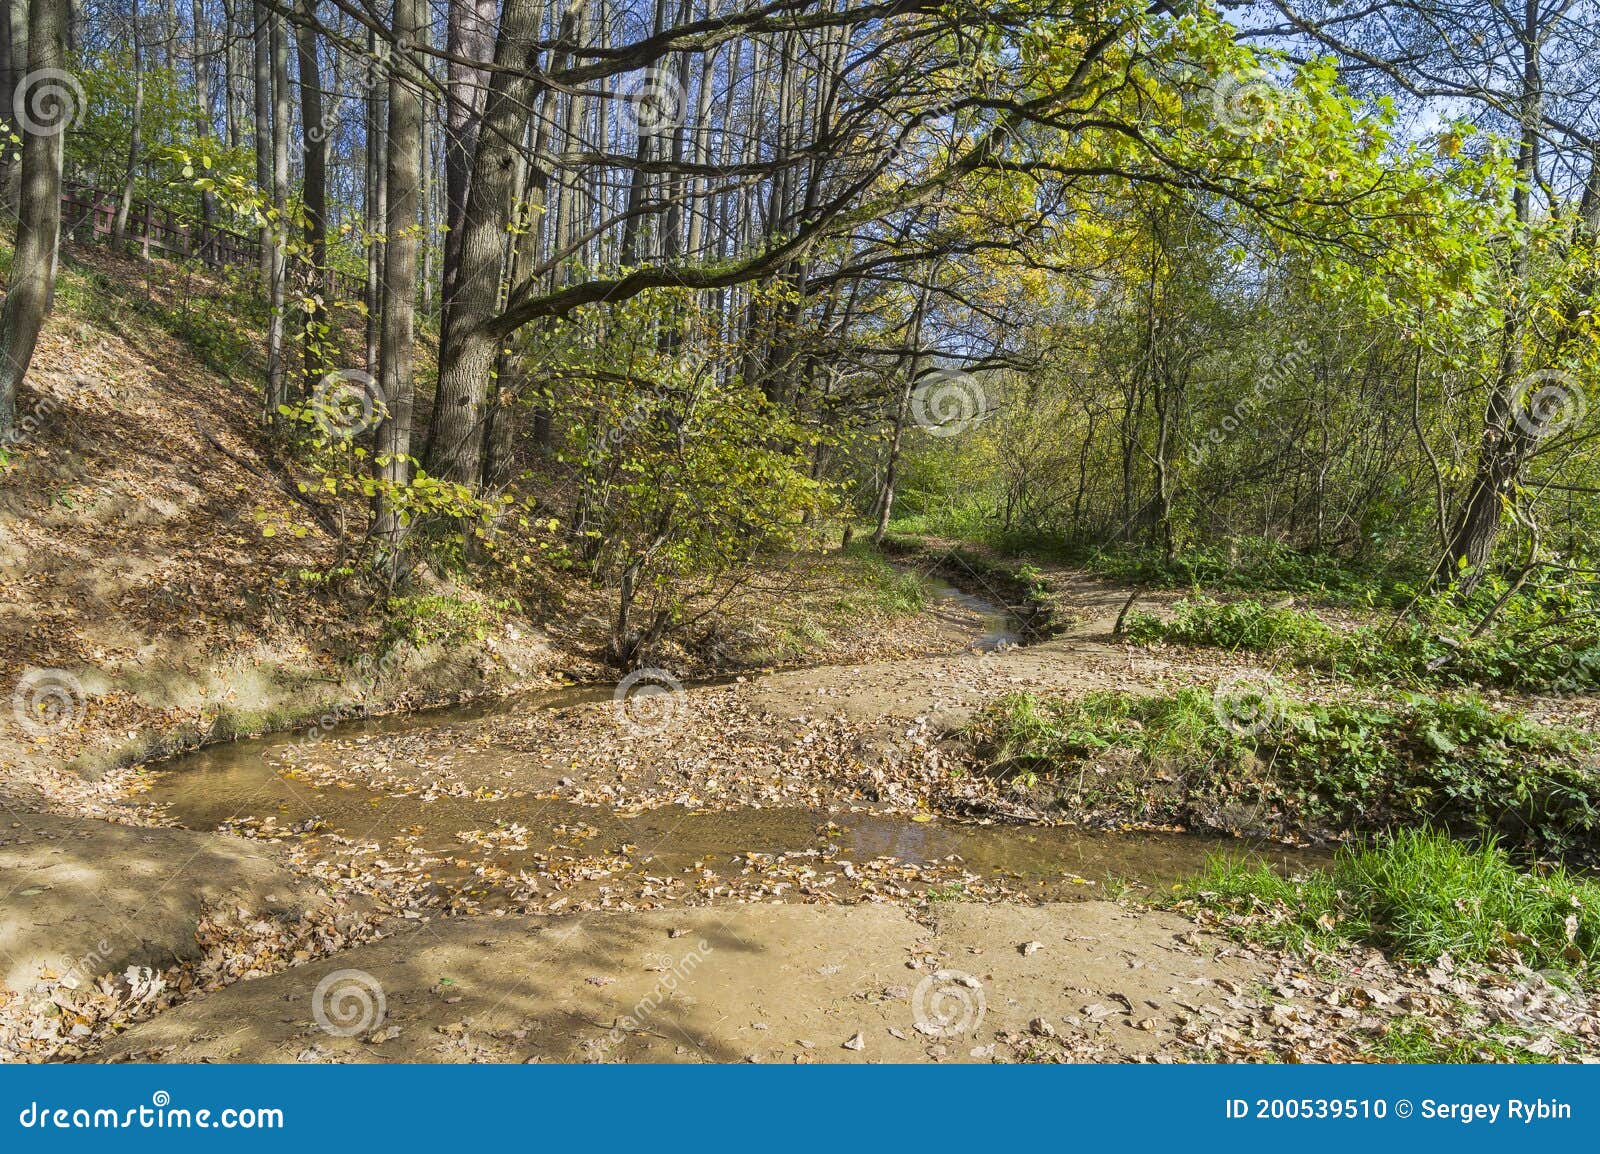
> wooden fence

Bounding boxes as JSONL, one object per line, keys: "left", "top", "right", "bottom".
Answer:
{"left": 59, "top": 184, "right": 363, "bottom": 303}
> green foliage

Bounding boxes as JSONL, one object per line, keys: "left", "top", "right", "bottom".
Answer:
{"left": 1362, "top": 1015, "right": 1578, "bottom": 1063}
{"left": 978, "top": 689, "right": 1228, "bottom": 769}
{"left": 382, "top": 594, "right": 509, "bottom": 649}
{"left": 839, "top": 541, "right": 929, "bottom": 613}
{"left": 1129, "top": 576, "right": 1600, "bottom": 693}
{"left": 1181, "top": 830, "right": 1600, "bottom": 981}
{"left": 1089, "top": 540, "right": 1407, "bottom": 598}
{"left": 970, "top": 688, "right": 1600, "bottom": 860}
{"left": 1123, "top": 596, "right": 1337, "bottom": 651}
{"left": 69, "top": 51, "right": 255, "bottom": 227}
{"left": 535, "top": 291, "right": 832, "bottom": 661}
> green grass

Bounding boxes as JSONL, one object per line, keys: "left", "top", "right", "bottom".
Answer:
{"left": 1124, "top": 596, "right": 1337, "bottom": 652}
{"left": 382, "top": 594, "right": 508, "bottom": 649}
{"left": 969, "top": 688, "right": 1600, "bottom": 860}
{"left": 1363, "top": 1015, "right": 1575, "bottom": 1063}
{"left": 839, "top": 540, "right": 930, "bottom": 614}
{"left": 1126, "top": 579, "right": 1600, "bottom": 694}
{"left": 1180, "top": 830, "right": 1600, "bottom": 981}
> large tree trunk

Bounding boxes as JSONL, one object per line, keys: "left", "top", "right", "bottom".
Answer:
{"left": 363, "top": 23, "right": 384, "bottom": 378}
{"left": 189, "top": 0, "right": 218, "bottom": 253}
{"left": 250, "top": 1, "right": 280, "bottom": 422}
{"left": 0, "top": 0, "right": 69, "bottom": 441}
{"left": 440, "top": 0, "right": 496, "bottom": 329}
{"left": 373, "top": 0, "right": 424, "bottom": 562}
{"left": 294, "top": 0, "right": 327, "bottom": 392}
{"left": 424, "top": 0, "right": 544, "bottom": 487}
{"left": 265, "top": 7, "right": 290, "bottom": 411}
{"left": 0, "top": 0, "right": 26, "bottom": 217}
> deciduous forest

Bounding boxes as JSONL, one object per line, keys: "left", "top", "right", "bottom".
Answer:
{"left": 1, "top": 0, "right": 1598, "bottom": 1066}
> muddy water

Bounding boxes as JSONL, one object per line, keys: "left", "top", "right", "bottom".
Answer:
{"left": 921, "top": 573, "right": 1022, "bottom": 651}
{"left": 135, "top": 580, "right": 1319, "bottom": 907}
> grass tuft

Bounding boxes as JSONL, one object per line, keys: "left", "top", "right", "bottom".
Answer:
{"left": 1180, "top": 830, "right": 1600, "bottom": 981}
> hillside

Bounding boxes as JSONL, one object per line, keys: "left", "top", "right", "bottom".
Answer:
{"left": 0, "top": 246, "right": 559, "bottom": 813}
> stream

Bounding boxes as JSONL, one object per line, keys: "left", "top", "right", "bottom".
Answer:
{"left": 134, "top": 576, "right": 1321, "bottom": 909}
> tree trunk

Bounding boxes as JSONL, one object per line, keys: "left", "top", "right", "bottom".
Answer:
{"left": 373, "top": 0, "right": 424, "bottom": 562}
{"left": 1431, "top": 0, "right": 1543, "bottom": 591}
{"left": 265, "top": 7, "right": 290, "bottom": 412}
{"left": 0, "top": 0, "right": 68, "bottom": 441}
{"left": 440, "top": 0, "right": 496, "bottom": 328}
{"left": 363, "top": 24, "right": 384, "bottom": 378}
{"left": 112, "top": 0, "right": 145, "bottom": 249}
{"left": 0, "top": 0, "right": 25, "bottom": 217}
{"left": 424, "top": 0, "right": 544, "bottom": 487}
{"left": 189, "top": 0, "right": 218, "bottom": 253}
{"left": 294, "top": 0, "right": 327, "bottom": 392}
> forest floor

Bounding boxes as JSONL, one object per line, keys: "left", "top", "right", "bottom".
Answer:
{"left": 1, "top": 248, "right": 1596, "bottom": 1064}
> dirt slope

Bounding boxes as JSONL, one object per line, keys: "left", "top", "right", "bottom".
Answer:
{"left": 0, "top": 247, "right": 557, "bottom": 815}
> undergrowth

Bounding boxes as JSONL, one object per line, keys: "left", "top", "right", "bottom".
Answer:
{"left": 1177, "top": 830, "right": 1600, "bottom": 982}
{"left": 1125, "top": 579, "right": 1600, "bottom": 693}
{"left": 970, "top": 688, "right": 1600, "bottom": 860}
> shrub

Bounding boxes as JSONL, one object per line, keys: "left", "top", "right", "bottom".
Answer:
{"left": 1087, "top": 538, "right": 1398, "bottom": 597}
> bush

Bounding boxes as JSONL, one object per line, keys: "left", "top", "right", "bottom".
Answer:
{"left": 383, "top": 594, "right": 507, "bottom": 649}
{"left": 1123, "top": 596, "right": 1337, "bottom": 651}
{"left": 840, "top": 541, "right": 929, "bottom": 613}
{"left": 1087, "top": 538, "right": 1399, "bottom": 597}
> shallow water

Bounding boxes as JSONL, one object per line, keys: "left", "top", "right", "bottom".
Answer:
{"left": 920, "top": 573, "right": 1023, "bottom": 651}
{"left": 141, "top": 733, "right": 1317, "bottom": 894}
{"left": 134, "top": 579, "right": 1320, "bottom": 905}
